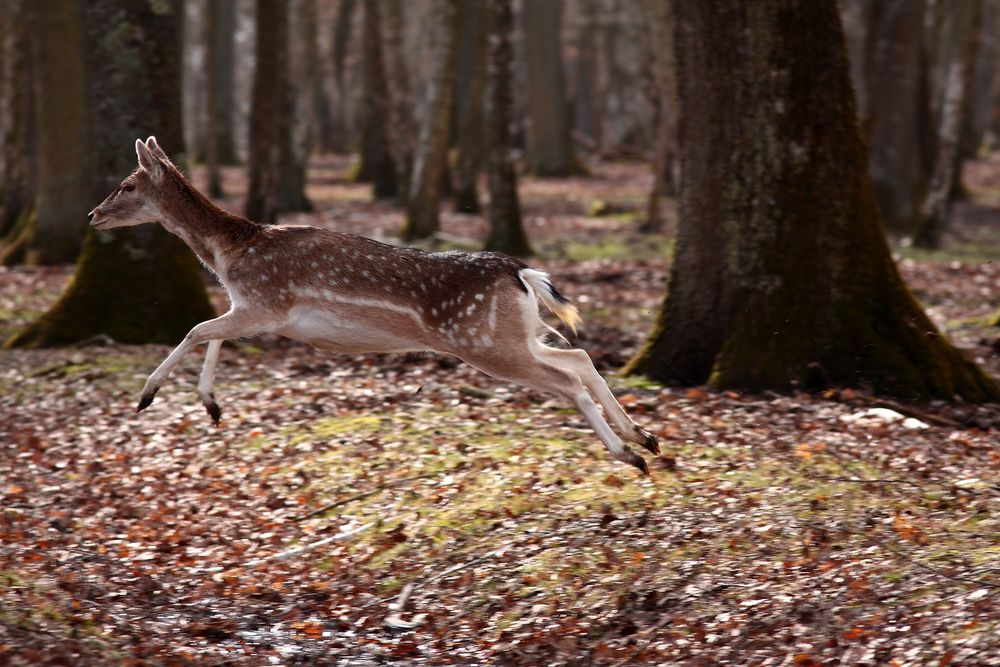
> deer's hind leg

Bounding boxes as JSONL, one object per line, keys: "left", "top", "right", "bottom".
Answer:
{"left": 534, "top": 347, "right": 659, "bottom": 455}
{"left": 197, "top": 339, "right": 223, "bottom": 425}
{"left": 460, "top": 346, "right": 649, "bottom": 474}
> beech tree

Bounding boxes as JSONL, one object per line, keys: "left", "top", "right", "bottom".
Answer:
{"left": 453, "top": 0, "right": 488, "bottom": 214}
{"left": 626, "top": 0, "right": 1000, "bottom": 402}
{"left": 355, "top": 0, "right": 398, "bottom": 199}
{"left": 520, "top": 0, "right": 581, "bottom": 176}
{"left": 8, "top": 0, "right": 214, "bottom": 348}
{"left": 483, "top": 0, "right": 531, "bottom": 257}
{"left": 402, "top": 0, "right": 463, "bottom": 241}
{"left": 0, "top": 0, "right": 36, "bottom": 248}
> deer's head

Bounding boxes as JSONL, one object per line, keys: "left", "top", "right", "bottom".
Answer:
{"left": 88, "top": 136, "right": 171, "bottom": 230}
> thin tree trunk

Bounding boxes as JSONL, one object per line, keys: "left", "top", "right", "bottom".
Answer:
{"left": 625, "top": 0, "right": 999, "bottom": 402}
{"left": 573, "top": 0, "right": 603, "bottom": 149}
{"left": 484, "top": 0, "right": 531, "bottom": 257}
{"left": 520, "top": 0, "right": 582, "bottom": 175}
{"left": 246, "top": 0, "right": 289, "bottom": 223}
{"left": 453, "top": 0, "right": 488, "bottom": 214}
{"left": 640, "top": 0, "right": 677, "bottom": 234}
{"left": 206, "top": 0, "right": 239, "bottom": 167}
{"left": 355, "top": 0, "right": 398, "bottom": 199}
{"left": 402, "top": 0, "right": 463, "bottom": 241}
{"left": 866, "top": 0, "right": 933, "bottom": 233}
{"left": 0, "top": 0, "right": 36, "bottom": 243}
{"left": 8, "top": 0, "right": 215, "bottom": 348}
{"left": 380, "top": 0, "right": 415, "bottom": 204}
{"left": 914, "top": 0, "right": 983, "bottom": 249}
{"left": 277, "top": 0, "right": 313, "bottom": 213}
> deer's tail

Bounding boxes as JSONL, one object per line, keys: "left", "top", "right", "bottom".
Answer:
{"left": 519, "top": 268, "right": 582, "bottom": 336}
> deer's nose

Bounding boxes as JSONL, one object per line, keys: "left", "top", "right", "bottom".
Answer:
{"left": 87, "top": 210, "right": 95, "bottom": 223}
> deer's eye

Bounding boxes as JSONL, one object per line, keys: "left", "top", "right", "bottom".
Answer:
{"left": 123, "top": 184, "right": 135, "bottom": 192}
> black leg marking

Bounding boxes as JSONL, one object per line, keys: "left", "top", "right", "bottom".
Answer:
{"left": 205, "top": 396, "right": 222, "bottom": 426}
{"left": 136, "top": 387, "right": 159, "bottom": 413}
{"left": 635, "top": 426, "right": 660, "bottom": 455}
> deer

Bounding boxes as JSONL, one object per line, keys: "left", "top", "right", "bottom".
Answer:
{"left": 87, "top": 137, "right": 660, "bottom": 473}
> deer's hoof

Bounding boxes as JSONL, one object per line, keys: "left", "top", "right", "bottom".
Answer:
{"left": 635, "top": 426, "right": 660, "bottom": 455}
{"left": 618, "top": 447, "right": 649, "bottom": 476}
{"left": 204, "top": 398, "right": 222, "bottom": 427}
{"left": 136, "top": 387, "right": 159, "bottom": 413}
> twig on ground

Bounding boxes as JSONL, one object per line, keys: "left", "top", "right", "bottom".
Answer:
{"left": 292, "top": 471, "right": 447, "bottom": 522}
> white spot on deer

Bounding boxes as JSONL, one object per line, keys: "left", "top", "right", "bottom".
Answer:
{"left": 480, "top": 334, "right": 493, "bottom": 346}
{"left": 487, "top": 295, "right": 499, "bottom": 330}
{"left": 247, "top": 247, "right": 256, "bottom": 254}
{"left": 431, "top": 307, "right": 437, "bottom": 316}
{"left": 465, "top": 304, "right": 476, "bottom": 316}
{"left": 475, "top": 293, "right": 484, "bottom": 301}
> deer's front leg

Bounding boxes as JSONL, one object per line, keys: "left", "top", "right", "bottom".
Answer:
{"left": 198, "top": 339, "right": 224, "bottom": 425}
{"left": 137, "top": 311, "right": 262, "bottom": 414}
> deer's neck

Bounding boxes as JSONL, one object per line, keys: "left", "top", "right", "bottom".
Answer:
{"left": 156, "top": 177, "right": 261, "bottom": 274}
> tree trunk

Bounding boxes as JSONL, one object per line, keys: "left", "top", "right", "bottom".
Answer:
{"left": 914, "top": 0, "right": 982, "bottom": 249}
{"left": 625, "top": 0, "right": 999, "bottom": 403}
{"left": 0, "top": 0, "right": 37, "bottom": 243}
{"left": 380, "top": 0, "right": 416, "bottom": 204}
{"left": 276, "top": 0, "right": 313, "bottom": 213}
{"left": 205, "top": 0, "right": 239, "bottom": 166}
{"left": 865, "top": 0, "right": 934, "bottom": 234}
{"left": 453, "top": 0, "right": 488, "bottom": 214}
{"left": 573, "top": 0, "right": 603, "bottom": 149}
{"left": 355, "top": 0, "right": 398, "bottom": 199}
{"left": 7, "top": 0, "right": 215, "bottom": 349}
{"left": 246, "top": 0, "right": 289, "bottom": 223}
{"left": 520, "top": 0, "right": 582, "bottom": 176}
{"left": 402, "top": 0, "right": 463, "bottom": 241}
{"left": 640, "top": 0, "right": 678, "bottom": 234}
{"left": 20, "top": 0, "right": 89, "bottom": 265}
{"left": 483, "top": 0, "right": 531, "bottom": 257}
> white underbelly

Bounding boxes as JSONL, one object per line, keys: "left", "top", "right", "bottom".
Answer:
{"left": 277, "top": 305, "right": 426, "bottom": 354}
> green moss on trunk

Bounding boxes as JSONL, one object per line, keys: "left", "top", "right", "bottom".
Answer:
{"left": 625, "top": 0, "right": 1000, "bottom": 403}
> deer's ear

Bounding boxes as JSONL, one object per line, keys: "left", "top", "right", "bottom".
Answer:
{"left": 145, "top": 136, "right": 168, "bottom": 161}
{"left": 135, "top": 138, "right": 162, "bottom": 180}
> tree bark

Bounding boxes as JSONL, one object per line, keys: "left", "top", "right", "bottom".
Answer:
{"left": 865, "top": 0, "right": 934, "bottom": 234}
{"left": 573, "top": 0, "right": 603, "bottom": 149}
{"left": 520, "top": 0, "right": 582, "bottom": 176}
{"left": 914, "top": 0, "right": 983, "bottom": 249}
{"left": 453, "top": 0, "right": 488, "bottom": 214}
{"left": 625, "top": 0, "right": 999, "bottom": 403}
{"left": 483, "top": 0, "right": 531, "bottom": 257}
{"left": 246, "top": 0, "right": 290, "bottom": 223}
{"left": 205, "top": 0, "right": 239, "bottom": 166}
{"left": 379, "top": 0, "right": 415, "bottom": 204}
{"left": 20, "top": 0, "right": 89, "bottom": 265}
{"left": 355, "top": 0, "right": 398, "bottom": 199}
{"left": 0, "top": 0, "right": 36, "bottom": 243}
{"left": 402, "top": 0, "right": 463, "bottom": 241}
{"left": 640, "top": 0, "right": 678, "bottom": 233}
{"left": 7, "top": 0, "right": 215, "bottom": 349}
{"left": 276, "top": 0, "right": 313, "bottom": 213}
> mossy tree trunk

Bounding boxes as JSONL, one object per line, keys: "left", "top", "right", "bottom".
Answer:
{"left": 452, "top": 0, "right": 488, "bottom": 214}
{"left": 520, "top": 0, "right": 582, "bottom": 176}
{"left": 22, "top": 0, "right": 89, "bottom": 265}
{"left": 355, "top": 0, "right": 398, "bottom": 200}
{"left": 402, "top": 0, "right": 463, "bottom": 241}
{"left": 0, "top": 0, "right": 37, "bottom": 245}
{"left": 483, "top": 0, "right": 531, "bottom": 258}
{"left": 625, "top": 0, "right": 1000, "bottom": 403}
{"left": 7, "top": 0, "right": 214, "bottom": 349}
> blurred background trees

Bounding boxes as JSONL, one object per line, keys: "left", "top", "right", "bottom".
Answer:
{"left": 0, "top": 0, "right": 996, "bottom": 401}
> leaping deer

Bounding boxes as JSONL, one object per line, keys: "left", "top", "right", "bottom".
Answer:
{"left": 88, "top": 137, "right": 660, "bottom": 473}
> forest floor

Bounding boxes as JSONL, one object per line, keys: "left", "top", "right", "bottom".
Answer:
{"left": 1, "top": 156, "right": 999, "bottom": 666}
